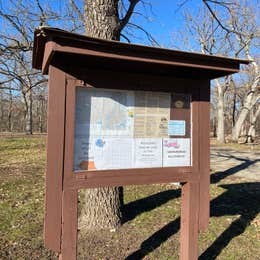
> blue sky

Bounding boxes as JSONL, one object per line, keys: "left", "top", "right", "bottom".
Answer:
{"left": 122, "top": 0, "right": 202, "bottom": 48}
{"left": 0, "top": 0, "right": 258, "bottom": 99}
{"left": 0, "top": 0, "right": 258, "bottom": 58}
{"left": 0, "top": 0, "right": 202, "bottom": 47}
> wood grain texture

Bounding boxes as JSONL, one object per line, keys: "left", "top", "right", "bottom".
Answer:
{"left": 59, "top": 189, "right": 78, "bottom": 260}
{"left": 66, "top": 169, "right": 190, "bottom": 190}
{"left": 198, "top": 82, "right": 211, "bottom": 231}
{"left": 180, "top": 182, "right": 199, "bottom": 260}
{"left": 44, "top": 66, "right": 66, "bottom": 252}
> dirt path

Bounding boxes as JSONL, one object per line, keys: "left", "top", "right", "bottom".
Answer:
{"left": 211, "top": 146, "right": 260, "bottom": 182}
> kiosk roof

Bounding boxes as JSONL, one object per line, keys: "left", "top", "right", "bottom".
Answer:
{"left": 32, "top": 27, "right": 249, "bottom": 79}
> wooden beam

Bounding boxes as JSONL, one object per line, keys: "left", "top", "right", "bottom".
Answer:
{"left": 180, "top": 182, "right": 199, "bottom": 260}
{"left": 44, "top": 66, "right": 66, "bottom": 252}
{"left": 59, "top": 189, "right": 78, "bottom": 260}
{"left": 198, "top": 82, "right": 211, "bottom": 231}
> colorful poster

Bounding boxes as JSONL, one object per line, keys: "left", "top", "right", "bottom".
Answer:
{"left": 74, "top": 136, "right": 94, "bottom": 171}
{"left": 163, "top": 138, "right": 191, "bottom": 167}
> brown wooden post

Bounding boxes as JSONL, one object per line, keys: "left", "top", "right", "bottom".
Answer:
{"left": 198, "top": 82, "right": 211, "bottom": 231}
{"left": 59, "top": 189, "right": 78, "bottom": 260}
{"left": 44, "top": 66, "right": 66, "bottom": 252}
{"left": 180, "top": 182, "right": 199, "bottom": 260}
{"left": 179, "top": 86, "right": 200, "bottom": 260}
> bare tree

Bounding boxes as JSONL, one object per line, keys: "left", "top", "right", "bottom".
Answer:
{"left": 0, "top": 0, "right": 85, "bottom": 133}
{"left": 179, "top": 0, "right": 259, "bottom": 143}
{"left": 0, "top": 1, "right": 47, "bottom": 134}
{"left": 201, "top": 0, "right": 260, "bottom": 142}
{"left": 7, "top": 87, "right": 13, "bottom": 132}
{"left": 0, "top": 1, "right": 157, "bottom": 232}
{"left": 78, "top": 0, "right": 158, "bottom": 232}
{"left": 247, "top": 104, "right": 260, "bottom": 143}
{"left": 232, "top": 61, "right": 260, "bottom": 141}
{"left": 182, "top": 8, "right": 233, "bottom": 143}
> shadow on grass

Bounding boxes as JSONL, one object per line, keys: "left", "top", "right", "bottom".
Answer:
{"left": 125, "top": 217, "right": 180, "bottom": 260}
{"left": 124, "top": 153, "right": 260, "bottom": 259}
{"left": 199, "top": 182, "right": 260, "bottom": 260}
{"left": 211, "top": 153, "right": 260, "bottom": 184}
{"left": 123, "top": 189, "right": 181, "bottom": 223}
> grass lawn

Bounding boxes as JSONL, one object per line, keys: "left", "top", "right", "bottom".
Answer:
{"left": 0, "top": 136, "right": 259, "bottom": 259}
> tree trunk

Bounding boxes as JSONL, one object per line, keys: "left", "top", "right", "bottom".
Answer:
{"left": 25, "top": 88, "right": 33, "bottom": 135}
{"left": 213, "top": 115, "right": 217, "bottom": 137}
{"left": 84, "top": 0, "right": 120, "bottom": 40}
{"left": 232, "top": 56, "right": 260, "bottom": 142}
{"left": 8, "top": 88, "right": 13, "bottom": 132}
{"left": 36, "top": 99, "right": 40, "bottom": 132}
{"left": 247, "top": 105, "right": 260, "bottom": 143}
{"left": 79, "top": 0, "right": 123, "bottom": 231}
{"left": 216, "top": 82, "right": 225, "bottom": 143}
{"left": 39, "top": 97, "right": 44, "bottom": 133}
{"left": 232, "top": 92, "right": 236, "bottom": 128}
{"left": 0, "top": 91, "right": 4, "bottom": 131}
{"left": 232, "top": 92, "right": 259, "bottom": 141}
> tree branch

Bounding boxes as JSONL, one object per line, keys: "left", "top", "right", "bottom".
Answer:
{"left": 120, "top": 33, "right": 131, "bottom": 43}
{"left": 202, "top": 0, "right": 249, "bottom": 37}
{"left": 69, "top": 0, "right": 84, "bottom": 22}
{"left": 128, "top": 22, "right": 160, "bottom": 46}
{"left": 118, "top": 0, "right": 140, "bottom": 32}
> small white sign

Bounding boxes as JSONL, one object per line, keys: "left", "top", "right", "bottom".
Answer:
{"left": 134, "top": 138, "right": 162, "bottom": 168}
{"left": 163, "top": 138, "right": 191, "bottom": 167}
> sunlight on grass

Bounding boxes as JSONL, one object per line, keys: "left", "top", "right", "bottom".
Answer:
{"left": 0, "top": 136, "right": 259, "bottom": 259}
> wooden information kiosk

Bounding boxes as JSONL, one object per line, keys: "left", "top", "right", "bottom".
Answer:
{"left": 32, "top": 27, "right": 249, "bottom": 260}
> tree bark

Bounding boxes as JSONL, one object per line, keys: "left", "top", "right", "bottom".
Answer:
{"left": 216, "top": 81, "right": 225, "bottom": 143}
{"left": 84, "top": 0, "right": 120, "bottom": 40}
{"left": 8, "top": 88, "right": 13, "bottom": 132}
{"left": 79, "top": 0, "right": 124, "bottom": 231}
{"left": 39, "top": 96, "right": 45, "bottom": 133}
{"left": 232, "top": 89, "right": 236, "bottom": 128}
{"left": 79, "top": 187, "right": 123, "bottom": 230}
{"left": 0, "top": 91, "right": 4, "bottom": 131}
{"left": 231, "top": 56, "right": 260, "bottom": 142}
{"left": 231, "top": 88, "right": 259, "bottom": 141}
{"left": 247, "top": 105, "right": 260, "bottom": 143}
{"left": 25, "top": 88, "right": 33, "bottom": 135}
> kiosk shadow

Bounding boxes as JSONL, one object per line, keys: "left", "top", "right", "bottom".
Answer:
{"left": 124, "top": 154, "right": 260, "bottom": 259}
{"left": 211, "top": 154, "right": 260, "bottom": 184}
{"left": 199, "top": 182, "right": 260, "bottom": 260}
{"left": 125, "top": 217, "right": 180, "bottom": 260}
{"left": 123, "top": 189, "right": 181, "bottom": 223}
{"left": 125, "top": 182, "right": 260, "bottom": 260}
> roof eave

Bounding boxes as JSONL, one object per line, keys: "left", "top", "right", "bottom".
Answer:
{"left": 32, "top": 27, "right": 250, "bottom": 78}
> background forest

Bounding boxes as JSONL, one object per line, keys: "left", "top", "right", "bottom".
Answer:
{"left": 0, "top": 0, "right": 259, "bottom": 142}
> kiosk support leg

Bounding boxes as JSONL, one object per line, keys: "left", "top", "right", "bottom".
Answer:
{"left": 180, "top": 182, "right": 199, "bottom": 260}
{"left": 59, "top": 189, "right": 78, "bottom": 260}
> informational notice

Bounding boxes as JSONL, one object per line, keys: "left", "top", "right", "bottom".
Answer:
{"left": 134, "top": 92, "right": 170, "bottom": 138}
{"left": 168, "top": 120, "right": 186, "bottom": 136}
{"left": 163, "top": 138, "right": 190, "bottom": 167}
{"left": 134, "top": 138, "right": 162, "bottom": 168}
{"left": 74, "top": 88, "right": 191, "bottom": 171}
